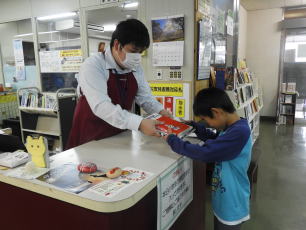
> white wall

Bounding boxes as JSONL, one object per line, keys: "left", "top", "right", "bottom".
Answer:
{"left": 0, "top": 0, "right": 32, "bottom": 23}
{"left": 246, "top": 8, "right": 282, "bottom": 117}
{"left": 238, "top": 5, "right": 247, "bottom": 61}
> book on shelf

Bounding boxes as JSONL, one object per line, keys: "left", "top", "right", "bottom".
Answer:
{"left": 284, "top": 95, "right": 292, "bottom": 103}
{"left": 239, "top": 88, "right": 245, "bottom": 103}
{"left": 146, "top": 113, "right": 194, "bottom": 138}
{"left": 20, "top": 92, "right": 57, "bottom": 110}
{"left": 233, "top": 89, "right": 240, "bottom": 108}
{"left": 281, "top": 104, "right": 294, "bottom": 115}
{"left": 244, "top": 85, "right": 254, "bottom": 100}
{"left": 286, "top": 82, "right": 296, "bottom": 93}
{"left": 225, "top": 67, "right": 238, "bottom": 90}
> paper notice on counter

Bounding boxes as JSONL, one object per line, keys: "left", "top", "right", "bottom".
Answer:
{"left": 89, "top": 167, "right": 154, "bottom": 198}
{"left": 0, "top": 151, "right": 29, "bottom": 168}
{"left": 89, "top": 178, "right": 133, "bottom": 198}
{"left": 121, "top": 167, "right": 154, "bottom": 183}
{"left": 5, "top": 165, "right": 49, "bottom": 180}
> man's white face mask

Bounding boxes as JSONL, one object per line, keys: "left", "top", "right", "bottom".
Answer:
{"left": 119, "top": 46, "right": 142, "bottom": 70}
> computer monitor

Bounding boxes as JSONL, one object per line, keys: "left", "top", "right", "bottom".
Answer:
{"left": 0, "top": 134, "right": 26, "bottom": 152}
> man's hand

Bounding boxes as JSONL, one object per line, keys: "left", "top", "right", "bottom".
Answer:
{"left": 159, "top": 109, "right": 172, "bottom": 118}
{"left": 139, "top": 119, "right": 162, "bottom": 137}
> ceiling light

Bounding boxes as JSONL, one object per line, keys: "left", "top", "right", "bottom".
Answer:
{"left": 14, "top": 33, "right": 33, "bottom": 37}
{"left": 37, "top": 12, "right": 77, "bottom": 21}
{"left": 14, "top": 31, "right": 59, "bottom": 38}
{"left": 103, "top": 24, "right": 116, "bottom": 32}
{"left": 124, "top": 2, "right": 139, "bottom": 8}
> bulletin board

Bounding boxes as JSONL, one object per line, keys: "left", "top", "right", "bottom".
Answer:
{"left": 148, "top": 81, "right": 192, "bottom": 120}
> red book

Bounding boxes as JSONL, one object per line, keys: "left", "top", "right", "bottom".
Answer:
{"left": 146, "top": 113, "right": 193, "bottom": 138}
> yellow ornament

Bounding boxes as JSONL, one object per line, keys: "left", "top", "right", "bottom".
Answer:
{"left": 26, "top": 136, "right": 49, "bottom": 168}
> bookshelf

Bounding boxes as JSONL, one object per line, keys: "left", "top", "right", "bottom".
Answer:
{"left": 17, "top": 87, "right": 77, "bottom": 152}
{"left": 277, "top": 92, "right": 297, "bottom": 125}
{"left": 225, "top": 68, "right": 263, "bottom": 145}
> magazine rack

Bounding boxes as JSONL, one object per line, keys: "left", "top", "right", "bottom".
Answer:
{"left": 17, "top": 87, "right": 77, "bottom": 152}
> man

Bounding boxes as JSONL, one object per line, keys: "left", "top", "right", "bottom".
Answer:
{"left": 67, "top": 19, "right": 170, "bottom": 149}
{"left": 98, "top": 42, "right": 105, "bottom": 52}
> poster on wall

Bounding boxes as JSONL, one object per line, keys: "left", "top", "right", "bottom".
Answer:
{"left": 226, "top": 9, "right": 234, "bottom": 36}
{"left": 149, "top": 82, "right": 191, "bottom": 120}
{"left": 198, "top": 0, "right": 212, "bottom": 19}
{"left": 151, "top": 15, "right": 184, "bottom": 66}
{"left": 197, "top": 19, "right": 212, "bottom": 80}
{"left": 215, "top": 7, "right": 225, "bottom": 35}
{"left": 39, "top": 49, "right": 82, "bottom": 73}
{"left": 12, "top": 39, "right": 26, "bottom": 81}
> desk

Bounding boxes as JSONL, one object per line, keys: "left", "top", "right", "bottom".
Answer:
{"left": 0, "top": 131, "right": 206, "bottom": 230}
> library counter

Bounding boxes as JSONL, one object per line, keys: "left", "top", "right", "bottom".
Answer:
{"left": 0, "top": 131, "right": 206, "bottom": 230}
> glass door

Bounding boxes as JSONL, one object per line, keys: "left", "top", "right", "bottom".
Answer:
{"left": 278, "top": 28, "right": 306, "bottom": 124}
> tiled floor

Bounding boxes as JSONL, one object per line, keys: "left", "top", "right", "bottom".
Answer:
{"left": 205, "top": 120, "right": 306, "bottom": 230}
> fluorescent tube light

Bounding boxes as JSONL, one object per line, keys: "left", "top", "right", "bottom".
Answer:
{"left": 14, "top": 31, "right": 59, "bottom": 38}
{"left": 14, "top": 33, "right": 33, "bottom": 37}
{"left": 37, "top": 12, "right": 77, "bottom": 21}
{"left": 40, "top": 38, "right": 80, "bottom": 43}
{"left": 124, "top": 2, "right": 138, "bottom": 8}
{"left": 103, "top": 24, "right": 116, "bottom": 32}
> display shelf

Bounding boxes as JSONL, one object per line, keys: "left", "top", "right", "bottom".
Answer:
{"left": 281, "top": 92, "right": 296, "bottom": 95}
{"left": 225, "top": 67, "right": 263, "bottom": 146}
{"left": 22, "top": 128, "right": 60, "bottom": 137}
{"left": 236, "top": 83, "right": 253, "bottom": 90}
{"left": 236, "top": 94, "right": 258, "bottom": 110}
{"left": 19, "top": 107, "right": 57, "bottom": 116}
{"left": 280, "top": 103, "right": 295, "bottom": 105}
{"left": 17, "top": 87, "right": 77, "bottom": 151}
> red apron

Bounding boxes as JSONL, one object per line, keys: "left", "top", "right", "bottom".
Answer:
{"left": 66, "top": 70, "right": 138, "bottom": 149}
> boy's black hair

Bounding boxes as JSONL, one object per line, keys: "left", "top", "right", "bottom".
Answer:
{"left": 110, "top": 19, "right": 150, "bottom": 49}
{"left": 193, "top": 88, "right": 236, "bottom": 118}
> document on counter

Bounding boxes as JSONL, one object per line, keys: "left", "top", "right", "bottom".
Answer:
{"left": 89, "top": 167, "right": 154, "bottom": 198}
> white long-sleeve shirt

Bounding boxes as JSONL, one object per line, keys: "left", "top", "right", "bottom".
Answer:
{"left": 78, "top": 47, "right": 163, "bottom": 131}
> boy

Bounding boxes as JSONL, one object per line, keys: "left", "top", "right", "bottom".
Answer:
{"left": 163, "top": 88, "right": 252, "bottom": 230}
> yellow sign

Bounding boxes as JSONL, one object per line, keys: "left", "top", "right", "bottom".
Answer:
{"left": 175, "top": 99, "right": 185, "bottom": 117}
{"left": 60, "top": 49, "right": 82, "bottom": 57}
{"left": 149, "top": 83, "right": 183, "bottom": 97}
{"left": 0, "top": 94, "right": 17, "bottom": 103}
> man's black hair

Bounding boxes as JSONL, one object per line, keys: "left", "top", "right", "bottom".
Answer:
{"left": 193, "top": 88, "right": 236, "bottom": 118}
{"left": 110, "top": 19, "right": 150, "bottom": 49}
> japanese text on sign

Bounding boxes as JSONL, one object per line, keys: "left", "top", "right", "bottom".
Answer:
{"left": 60, "top": 49, "right": 82, "bottom": 57}
{"left": 150, "top": 83, "right": 183, "bottom": 97}
{"left": 175, "top": 99, "right": 185, "bottom": 118}
{"left": 157, "top": 157, "right": 193, "bottom": 230}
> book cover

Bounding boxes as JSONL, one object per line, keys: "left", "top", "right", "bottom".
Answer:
{"left": 146, "top": 113, "right": 193, "bottom": 138}
{"left": 37, "top": 163, "right": 95, "bottom": 194}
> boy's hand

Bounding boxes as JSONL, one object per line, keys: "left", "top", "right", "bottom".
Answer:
{"left": 162, "top": 128, "right": 174, "bottom": 141}
{"left": 179, "top": 118, "right": 193, "bottom": 125}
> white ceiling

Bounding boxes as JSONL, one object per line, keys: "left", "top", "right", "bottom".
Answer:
{"left": 86, "top": 5, "right": 137, "bottom": 37}
{"left": 241, "top": 0, "right": 306, "bottom": 11}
